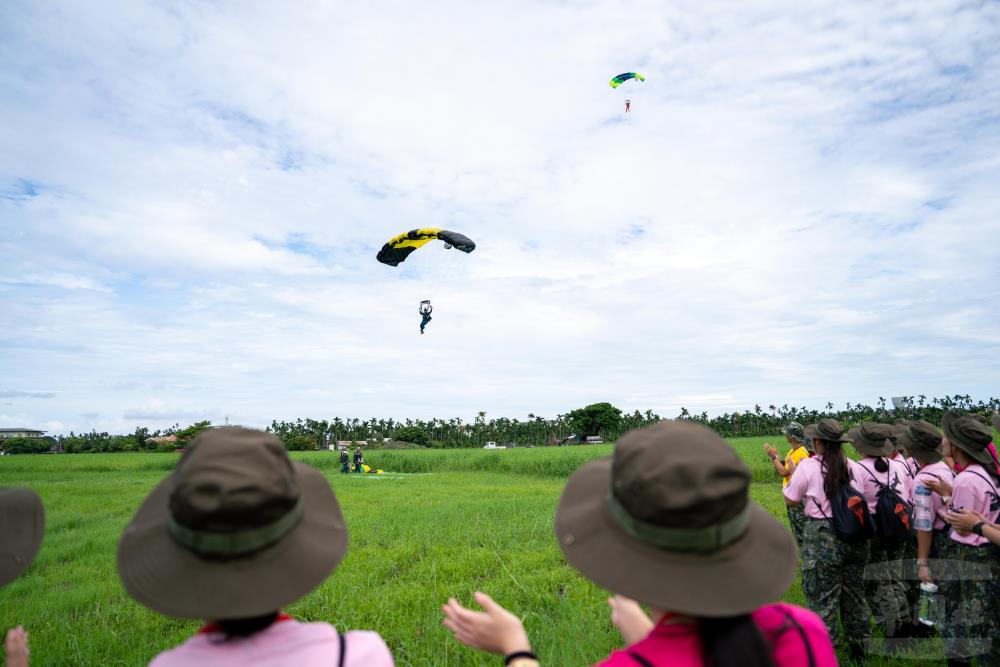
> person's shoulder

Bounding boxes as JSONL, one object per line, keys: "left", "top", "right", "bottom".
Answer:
{"left": 148, "top": 634, "right": 213, "bottom": 667}
{"left": 755, "top": 603, "right": 832, "bottom": 643}
{"left": 796, "top": 456, "right": 822, "bottom": 473}
{"left": 343, "top": 629, "right": 393, "bottom": 663}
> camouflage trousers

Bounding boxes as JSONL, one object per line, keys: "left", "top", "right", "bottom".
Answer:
{"left": 801, "top": 519, "right": 870, "bottom": 648}
{"left": 941, "top": 542, "right": 1000, "bottom": 665}
{"left": 865, "top": 537, "right": 910, "bottom": 636}
{"left": 786, "top": 502, "right": 806, "bottom": 548}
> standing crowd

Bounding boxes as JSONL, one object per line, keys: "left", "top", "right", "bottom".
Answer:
{"left": 770, "top": 414, "right": 1000, "bottom": 666}
{"left": 2, "top": 415, "right": 999, "bottom": 666}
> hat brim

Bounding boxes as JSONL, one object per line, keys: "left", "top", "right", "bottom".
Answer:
{"left": 892, "top": 426, "right": 942, "bottom": 464}
{"left": 117, "top": 462, "right": 348, "bottom": 619}
{"left": 846, "top": 427, "right": 894, "bottom": 457}
{"left": 0, "top": 488, "right": 45, "bottom": 588}
{"left": 554, "top": 458, "right": 797, "bottom": 617}
{"left": 942, "top": 413, "right": 994, "bottom": 467}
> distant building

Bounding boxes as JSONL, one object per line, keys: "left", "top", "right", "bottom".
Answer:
{"left": 149, "top": 435, "right": 178, "bottom": 444}
{"left": 0, "top": 428, "right": 46, "bottom": 440}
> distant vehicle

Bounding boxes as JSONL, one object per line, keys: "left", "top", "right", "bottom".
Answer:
{"left": 558, "top": 434, "right": 604, "bottom": 445}
{"left": 483, "top": 441, "right": 504, "bottom": 449}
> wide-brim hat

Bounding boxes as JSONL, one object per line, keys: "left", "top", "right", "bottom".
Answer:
{"left": 117, "top": 428, "right": 348, "bottom": 619}
{"left": 942, "top": 412, "right": 994, "bottom": 467}
{"left": 0, "top": 488, "right": 45, "bottom": 588}
{"left": 554, "top": 421, "right": 797, "bottom": 617}
{"left": 811, "top": 418, "right": 853, "bottom": 443}
{"left": 892, "top": 420, "right": 942, "bottom": 464}
{"left": 846, "top": 423, "right": 895, "bottom": 458}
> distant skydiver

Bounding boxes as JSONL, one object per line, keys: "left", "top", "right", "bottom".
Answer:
{"left": 339, "top": 448, "right": 350, "bottom": 474}
{"left": 625, "top": 98, "right": 630, "bottom": 113}
{"left": 353, "top": 447, "right": 364, "bottom": 473}
{"left": 419, "top": 300, "right": 433, "bottom": 334}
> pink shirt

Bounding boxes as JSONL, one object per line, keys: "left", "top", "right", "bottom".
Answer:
{"left": 912, "top": 461, "right": 955, "bottom": 532}
{"left": 855, "top": 456, "right": 914, "bottom": 515}
{"left": 783, "top": 455, "right": 864, "bottom": 519}
{"left": 149, "top": 618, "right": 394, "bottom": 667}
{"left": 949, "top": 463, "right": 1000, "bottom": 547}
{"left": 598, "top": 603, "right": 836, "bottom": 667}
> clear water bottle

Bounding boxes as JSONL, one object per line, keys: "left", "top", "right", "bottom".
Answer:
{"left": 918, "top": 581, "right": 939, "bottom": 627}
{"left": 913, "top": 485, "right": 933, "bottom": 532}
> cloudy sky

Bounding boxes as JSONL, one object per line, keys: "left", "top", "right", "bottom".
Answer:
{"left": 2, "top": 1, "right": 999, "bottom": 435}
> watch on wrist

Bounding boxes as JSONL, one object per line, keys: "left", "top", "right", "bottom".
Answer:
{"left": 973, "top": 521, "right": 986, "bottom": 536}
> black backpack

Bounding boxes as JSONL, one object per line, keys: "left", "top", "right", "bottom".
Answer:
{"left": 859, "top": 462, "right": 913, "bottom": 542}
{"left": 826, "top": 481, "right": 875, "bottom": 543}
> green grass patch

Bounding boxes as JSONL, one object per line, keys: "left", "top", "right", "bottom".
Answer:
{"left": 0, "top": 440, "right": 939, "bottom": 665}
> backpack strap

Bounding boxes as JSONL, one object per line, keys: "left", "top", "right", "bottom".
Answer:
{"left": 965, "top": 469, "right": 1000, "bottom": 500}
{"left": 775, "top": 608, "right": 817, "bottom": 667}
{"left": 627, "top": 651, "right": 656, "bottom": 667}
{"left": 337, "top": 631, "right": 345, "bottom": 667}
{"left": 857, "top": 461, "right": 889, "bottom": 488}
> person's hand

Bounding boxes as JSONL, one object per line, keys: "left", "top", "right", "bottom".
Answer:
{"left": 5, "top": 626, "right": 29, "bottom": 667}
{"left": 608, "top": 595, "right": 654, "bottom": 646}
{"left": 442, "top": 592, "right": 531, "bottom": 656}
{"left": 924, "top": 475, "right": 952, "bottom": 498}
{"left": 917, "top": 562, "right": 933, "bottom": 584}
{"left": 763, "top": 444, "right": 778, "bottom": 459}
{"left": 785, "top": 457, "right": 798, "bottom": 477}
{"left": 945, "top": 508, "right": 986, "bottom": 533}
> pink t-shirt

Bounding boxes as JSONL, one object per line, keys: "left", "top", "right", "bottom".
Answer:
{"left": 597, "top": 603, "right": 836, "bottom": 667}
{"left": 149, "top": 618, "right": 394, "bottom": 667}
{"left": 854, "top": 456, "right": 914, "bottom": 516}
{"left": 912, "top": 461, "right": 955, "bottom": 532}
{"left": 783, "top": 455, "right": 864, "bottom": 519}
{"left": 949, "top": 463, "right": 1000, "bottom": 547}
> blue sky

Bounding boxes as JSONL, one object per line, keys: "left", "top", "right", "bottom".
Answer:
{"left": 1, "top": 0, "right": 998, "bottom": 435}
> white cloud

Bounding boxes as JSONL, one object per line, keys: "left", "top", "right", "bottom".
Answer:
{"left": 1, "top": 0, "right": 998, "bottom": 434}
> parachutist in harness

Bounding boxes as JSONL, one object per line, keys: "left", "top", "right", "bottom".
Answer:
{"left": 419, "top": 300, "right": 433, "bottom": 334}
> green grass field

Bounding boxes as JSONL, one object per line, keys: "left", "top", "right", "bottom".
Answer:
{"left": 0, "top": 439, "right": 943, "bottom": 665}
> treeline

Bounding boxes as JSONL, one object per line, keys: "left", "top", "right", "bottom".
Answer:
{"left": 2, "top": 395, "right": 997, "bottom": 454}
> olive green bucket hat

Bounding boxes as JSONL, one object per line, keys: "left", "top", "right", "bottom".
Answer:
{"left": 846, "top": 422, "right": 896, "bottom": 457}
{"left": 892, "top": 420, "right": 942, "bottom": 464}
{"left": 811, "top": 418, "right": 853, "bottom": 443}
{"left": 554, "top": 421, "right": 797, "bottom": 617}
{"left": 117, "top": 427, "right": 348, "bottom": 619}
{"left": 0, "top": 488, "right": 45, "bottom": 588}
{"left": 942, "top": 412, "right": 994, "bottom": 467}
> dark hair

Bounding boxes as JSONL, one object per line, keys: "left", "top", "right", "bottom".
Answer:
{"left": 819, "top": 440, "right": 850, "bottom": 502}
{"left": 873, "top": 457, "right": 889, "bottom": 473}
{"left": 699, "top": 615, "right": 776, "bottom": 667}
{"left": 213, "top": 612, "right": 280, "bottom": 641}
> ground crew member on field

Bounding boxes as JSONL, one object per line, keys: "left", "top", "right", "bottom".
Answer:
{"left": 353, "top": 447, "right": 364, "bottom": 474}
{"left": 764, "top": 421, "right": 813, "bottom": 547}
{"left": 339, "top": 448, "right": 350, "bottom": 474}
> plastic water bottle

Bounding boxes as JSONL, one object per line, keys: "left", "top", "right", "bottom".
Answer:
{"left": 918, "top": 582, "right": 939, "bottom": 627}
{"left": 913, "top": 484, "right": 933, "bottom": 532}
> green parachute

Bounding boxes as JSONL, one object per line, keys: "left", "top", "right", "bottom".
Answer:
{"left": 609, "top": 72, "right": 645, "bottom": 88}
{"left": 376, "top": 228, "right": 476, "bottom": 267}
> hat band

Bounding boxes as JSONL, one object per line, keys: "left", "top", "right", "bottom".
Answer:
{"left": 168, "top": 499, "right": 304, "bottom": 557}
{"left": 608, "top": 495, "right": 751, "bottom": 553}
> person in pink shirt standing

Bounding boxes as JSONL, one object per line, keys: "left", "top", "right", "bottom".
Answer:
{"left": 441, "top": 421, "right": 837, "bottom": 667}
{"left": 783, "top": 419, "right": 870, "bottom": 661}
{"left": 932, "top": 412, "right": 1000, "bottom": 667}
{"left": 847, "top": 422, "right": 913, "bottom": 643}
{"left": 116, "top": 427, "right": 394, "bottom": 667}
{"left": 893, "top": 420, "right": 954, "bottom": 643}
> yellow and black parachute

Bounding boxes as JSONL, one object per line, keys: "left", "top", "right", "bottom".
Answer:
{"left": 376, "top": 228, "right": 476, "bottom": 267}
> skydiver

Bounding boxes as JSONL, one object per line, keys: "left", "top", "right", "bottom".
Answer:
{"left": 352, "top": 446, "right": 364, "bottom": 473}
{"left": 419, "top": 300, "right": 433, "bottom": 334}
{"left": 625, "top": 98, "right": 630, "bottom": 113}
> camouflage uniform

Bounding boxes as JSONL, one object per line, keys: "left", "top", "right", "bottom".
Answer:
{"left": 801, "top": 519, "right": 871, "bottom": 649}
{"left": 865, "top": 537, "right": 910, "bottom": 636}
{"left": 942, "top": 542, "right": 1000, "bottom": 665}
{"left": 786, "top": 503, "right": 806, "bottom": 547}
